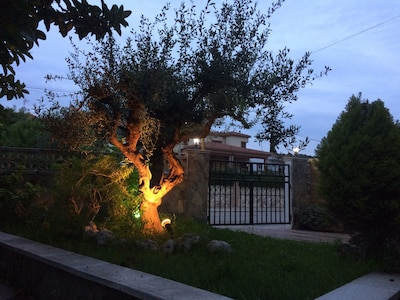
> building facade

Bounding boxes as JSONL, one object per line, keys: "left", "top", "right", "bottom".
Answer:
{"left": 177, "top": 131, "right": 273, "bottom": 163}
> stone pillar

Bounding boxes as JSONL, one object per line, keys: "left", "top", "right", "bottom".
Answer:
{"left": 285, "top": 156, "right": 328, "bottom": 229}
{"left": 159, "top": 149, "right": 210, "bottom": 222}
{"left": 285, "top": 156, "right": 311, "bottom": 229}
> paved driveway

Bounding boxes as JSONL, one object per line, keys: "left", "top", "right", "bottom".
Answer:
{"left": 215, "top": 225, "right": 350, "bottom": 243}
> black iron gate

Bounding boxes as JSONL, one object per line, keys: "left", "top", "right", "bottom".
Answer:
{"left": 208, "top": 160, "right": 291, "bottom": 225}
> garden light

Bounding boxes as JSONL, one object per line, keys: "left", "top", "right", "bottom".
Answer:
{"left": 161, "top": 218, "right": 174, "bottom": 237}
{"left": 193, "top": 138, "right": 200, "bottom": 148}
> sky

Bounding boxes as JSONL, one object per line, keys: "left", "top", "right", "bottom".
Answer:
{"left": 7, "top": 0, "right": 400, "bottom": 156}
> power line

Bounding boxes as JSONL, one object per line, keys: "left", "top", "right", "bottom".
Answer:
{"left": 298, "top": 14, "right": 400, "bottom": 145}
{"left": 22, "top": 12, "right": 400, "bottom": 117}
{"left": 26, "top": 85, "right": 78, "bottom": 94}
{"left": 312, "top": 14, "right": 400, "bottom": 54}
{"left": 23, "top": 12, "right": 400, "bottom": 92}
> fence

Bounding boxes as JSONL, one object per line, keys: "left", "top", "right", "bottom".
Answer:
{"left": 1, "top": 148, "right": 319, "bottom": 229}
{"left": 208, "top": 160, "right": 291, "bottom": 225}
{"left": 0, "top": 147, "right": 71, "bottom": 175}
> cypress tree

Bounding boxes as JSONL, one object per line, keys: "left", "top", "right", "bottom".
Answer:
{"left": 316, "top": 93, "right": 400, "bottom": 255}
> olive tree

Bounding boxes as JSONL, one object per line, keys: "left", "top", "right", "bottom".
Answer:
{"left": 42, "top": 0, "right": 325, "bottom": 233}
{"left": 316, "top": 93, "right": 400, "bottom": 255}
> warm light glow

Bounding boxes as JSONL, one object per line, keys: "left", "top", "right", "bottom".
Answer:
{"left": 193, "top": 138, "right": 200, "bottom": 145}
{"left": 161, "top": 218, "right": 174, "bottom": 237}
{"left": 161, "top": 218, "right": 171, "bottom": 227}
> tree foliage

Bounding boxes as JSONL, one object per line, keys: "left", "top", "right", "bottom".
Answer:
{"left": 316, "top": 93, "right": 400, "bottom": 255}
{"left": 0, "top": 105, "right": 51, "bottom": 147}
{"left": 41, "top": 0, "right": 326, "bottom": 232}
{"left": 254, "top": 45, "right": 330, "bottom": 153}
{"left": 0, "top": 0, "right": 131, "bottom": 100}
{"left": 255, "top": 99, "right": 310, "bottom": 153}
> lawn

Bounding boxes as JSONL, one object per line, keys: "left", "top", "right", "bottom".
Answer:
{"left": 1, "top": 218, "right": 379, "bottom": 300}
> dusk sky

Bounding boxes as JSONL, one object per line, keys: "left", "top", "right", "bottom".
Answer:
{"left": 7, "top": 0, "right": 400, "bottom": 156}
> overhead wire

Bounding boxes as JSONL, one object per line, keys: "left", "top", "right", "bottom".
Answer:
{"left": 311, "top": 14, "right": 400, "bottom": 54}
{"left": 24, "top": 13, "right": 400, "bottom": 95}
{"left": 297, "top": 14, "right": 400, "bottom": 146}
{"left": 25, "top": 85, "right": 78, "bottom": 94}
{"left": 24, "top": 12, "right": 400, "bottom": 95}
{"left": 16, "top": 9, "right": 400, "bottom": 153}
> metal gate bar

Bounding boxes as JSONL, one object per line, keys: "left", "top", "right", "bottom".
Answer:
{"left": 208, "top": 160, "right": 291, "bottom": 225}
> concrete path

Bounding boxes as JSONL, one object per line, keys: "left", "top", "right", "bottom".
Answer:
{"left": 315, "top": 272, "right": 400, "bottom": 300}
{"left": 216, "top": 224, "right": 350, "bottom": 243}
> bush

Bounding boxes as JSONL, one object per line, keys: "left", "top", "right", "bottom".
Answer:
{"left": 316, "top": 94, "right": 400, "bottom": 256}
{"left": 0, "top": 170, "right": 42, "bottom": 225}
{"left": 298, "top": 204, "right": 338, "bottom": 232}
{"left": 48, "top": 154, "right": 143, "bottom": 236}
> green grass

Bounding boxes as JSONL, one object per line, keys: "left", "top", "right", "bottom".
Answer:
{"left": 1, "top": 218, "right": 379, "bottom": 300}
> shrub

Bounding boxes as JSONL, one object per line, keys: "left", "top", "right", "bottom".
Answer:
{"left": 316, "top": 94, "right": 400, "bottom": 256}
{"left": 0, "top": 170, "right": 42, "bottom": 225}
{"left": 298, "top": 204, "right": 335, "bottom": 231}
{"left": 49, "top": 154, "right": 143, "bottom": 236}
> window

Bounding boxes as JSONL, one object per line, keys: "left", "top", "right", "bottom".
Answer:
{"left": 241, "top": 141, "right": 246, "bottom": 148}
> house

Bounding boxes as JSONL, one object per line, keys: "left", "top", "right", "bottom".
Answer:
{"left": 179, "top": 131, "right": 274, "bottom": 164}
{"left": 205, "top": 131, "right": 250, "bottom": 149}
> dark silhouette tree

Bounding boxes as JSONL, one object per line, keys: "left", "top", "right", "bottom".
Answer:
{"left": 0, "top": 105, "right": 51, "bottom": 147}
{"left": 316, "top": 93, "right": 400, "bottom": 255}
{"left": 255, "top": 99, "right": 309, "bottom": 153}
{"left": 254, "top": 47, "right": 327, "bottom": 153}
{"left": 41, "top": 0, "right": 326, "bottom": 232}
{"left": 0, "top": 0, "right": 131, "bottom": 100}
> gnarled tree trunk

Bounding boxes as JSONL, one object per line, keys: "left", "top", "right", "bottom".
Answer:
{"left": 111, "top": 130, "right": 184, "bottom": 234}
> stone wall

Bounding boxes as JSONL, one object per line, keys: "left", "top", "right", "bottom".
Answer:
{"left": 161, "top": 152, "right": 327, "bottom": 228}
{"left": 160, "top": 149, "right": 210, "bottom": 222}
{"left": 0, "top": 146, "right": 212, "bottom": 223}
{"left": 0, "top": 147, "right": 327, "bottom": 229}
{"left": 286, "top": 156, "right": 329, "bottom": 230}
{"left": 286, "top": 157, "right": 310, "bottom": 228}
{"left": 0, "top": 231, "right": 232, "bottom": 300}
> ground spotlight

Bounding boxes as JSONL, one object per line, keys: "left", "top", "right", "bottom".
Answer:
{"left": 161, "top": 218, "right": 174, "bottom": 238}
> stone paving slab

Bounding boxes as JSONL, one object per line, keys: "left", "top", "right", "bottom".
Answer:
{"left": 315, "top": 272, "right": 400, "bottom": 300}
{"left": 216, "top": 225, "right": 350, "bottom": 243}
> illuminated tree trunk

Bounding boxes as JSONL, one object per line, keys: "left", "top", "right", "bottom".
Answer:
{"left": 140, "top": 195, "right": 163, "bottom": 233}
{"left": 138, "top": 152, "right": 184, "bottom": 233}
{"left": 111, "top": 131, "right": 184, "bottom": 234}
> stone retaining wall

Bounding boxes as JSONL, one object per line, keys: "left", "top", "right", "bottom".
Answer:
{"left": 163, "top": 152, "right": 325, "bottom": 228}
{"left": 0, "top": 231, "right": 232, "bottom": 300}
{"left": 0, "top": 147, "right": 327, "bottom": 229}
{"left": 160, "top": 149, "right": 210, "bottom": 221}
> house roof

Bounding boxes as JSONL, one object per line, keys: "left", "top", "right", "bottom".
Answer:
{"left": 203, "top": 141, "right": 271, "bottom": 159}
{"left": 208, "top": 131, "right": 251, "bottom": 138}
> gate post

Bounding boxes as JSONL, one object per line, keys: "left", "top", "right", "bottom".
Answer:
{"left": 284, "top": 156, "right": 311, "bottom": 229}
{"left": 159, "top": 149, "right": 210, "bottom": 222}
